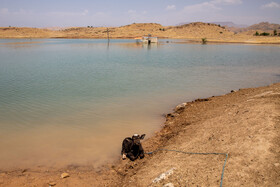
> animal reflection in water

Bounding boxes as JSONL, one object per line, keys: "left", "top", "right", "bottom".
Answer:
{"left": 121, "top": 134, "right": 146, "bottom": 161}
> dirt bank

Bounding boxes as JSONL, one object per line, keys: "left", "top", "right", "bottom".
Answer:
{"left": 1, "top": 83, "right": 279, "bottom": 186}
{"left": 1, "top": 22, "right": 280, "bottom": 44}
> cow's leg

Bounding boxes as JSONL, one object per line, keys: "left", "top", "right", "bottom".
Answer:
{"left": 139, "top": 144, "right": 145, "bottom": 159}
{"left": 139, "top": 153, "right": 144, "bottom": 159}
{"left": 121, "top": 143, "right": 127, "bottom": 160}
{"left": 126, "top": 152, "right": 137, "bottom": 161}
{"left": 121, "top": 138, "right": 132, "bottom": 160}
{"left": 122, "top": 154, "right": 127, "bottom": 160}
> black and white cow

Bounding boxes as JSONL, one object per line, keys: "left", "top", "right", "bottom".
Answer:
{"left": 121, "top": 134, "right": 146, "bottom": 161}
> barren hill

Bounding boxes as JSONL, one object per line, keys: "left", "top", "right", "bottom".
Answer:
{"left": 0, "top": 27, "right": 60, "bottom": 38}
{"left": 1, "top": 22, "right": 280, "bottom": 44}
{"left": 164, "top": 22, "right": 234, "bottom": 39}
{"left": 0, "top": 22, "right": 234, "bottom": 39}
{"left": 211, "top": 22, "right": 248, "bottom": 28}
{"left": 228, "top": 22, "right": 280, "bottom": 34}
{"left": 247, "top": 22, "right": 280, "bottom": 31}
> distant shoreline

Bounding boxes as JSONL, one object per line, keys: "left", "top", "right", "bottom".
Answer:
{"left": 1, "top": 37, "right": 280, "bottom": 45}
{"left": 1, "top": 22, "right": 280, "bottom": 44}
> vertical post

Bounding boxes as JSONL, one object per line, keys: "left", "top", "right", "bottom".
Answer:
{"left": 107, "top": 28, "right": 110, "bottom": 43}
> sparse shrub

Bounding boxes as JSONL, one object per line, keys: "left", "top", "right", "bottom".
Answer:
{"left": 255, "top": 31, "right": 259, "bottom": 36}
{"left": 278, "top": 33, "right": 280, "bottom": 36}
{"left": 260, "top": 32, "right": 270, "bottom": 36}
{"left": 220, "top": 32, "right": 223, "bottom": 34}
{"left": 218, "top": 24, "right": 221, "bottom": 27}
{"left": 273, "top": 29, "right": 277, "bottom": 36}
{"left": 201, "top": 38, "right": 207, "bottom": 44}
{"left": 159, "top": 28, "right": 165, "bottom": 31}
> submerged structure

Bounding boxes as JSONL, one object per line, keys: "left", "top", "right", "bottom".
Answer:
{"left": 135, "top": 34, "right": 158, "bottom": 44}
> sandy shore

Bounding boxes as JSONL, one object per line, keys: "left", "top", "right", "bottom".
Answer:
{"left": 0, "top": 83, "right": 279, "bottom": 186}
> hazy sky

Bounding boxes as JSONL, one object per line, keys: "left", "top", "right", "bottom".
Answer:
{"left": 1, "top": 0, "right": 280, "bottom": 27}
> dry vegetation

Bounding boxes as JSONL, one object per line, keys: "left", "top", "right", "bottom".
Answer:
{"left": 1, "top": 22, "right": 280, "bottom": 44}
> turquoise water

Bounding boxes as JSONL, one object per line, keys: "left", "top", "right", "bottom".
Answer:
{"left": 0, "top": 39, "right": 279, "bottom": 169}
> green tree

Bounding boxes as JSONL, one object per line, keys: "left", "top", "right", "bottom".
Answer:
{"left": 273, "top": 29, "right": 277, "bottom": 36}
{"left": 260, "top": 32, "right": 270, "bottom": 36}
{"left": 255, "top": 31, "right": 259, "bottom": 36}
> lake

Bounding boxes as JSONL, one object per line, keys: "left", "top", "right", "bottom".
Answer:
{"left": 0, "top": 39, "right": 279, "bottom": 169}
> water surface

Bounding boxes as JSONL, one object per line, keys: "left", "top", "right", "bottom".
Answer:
{"left": 0, "top": 39, "right": 279, "bottom": 169}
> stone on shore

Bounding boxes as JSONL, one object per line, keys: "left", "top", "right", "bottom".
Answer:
{"left": 163, "top": 183, "right": 174, "bottom": 187}
{"left": 48, "top": 181, "right": 56, "bottom": 186}
{"left": 175, "top": 103, "right": 187, "bottom": 112}
{"left": 60, "top": 172, "right": 69, "bottom": 178}
{"left": 152, "top": 168, "right": 175, "bottom": 183}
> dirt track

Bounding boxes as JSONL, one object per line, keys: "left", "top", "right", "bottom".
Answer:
{"left": 1, "top": 83, "right": 279, "bottom": 186}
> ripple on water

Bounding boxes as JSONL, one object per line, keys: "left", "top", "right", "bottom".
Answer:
{"left": 0, "top": 39, "right": 280, "bottom": 168}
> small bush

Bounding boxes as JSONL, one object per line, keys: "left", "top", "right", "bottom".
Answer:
{"left": 201, "top": 38, "right": 207, "bottom": 44}
{"left": 254, "top": 31, "right": 259, "bottom": 36}
{"left": 273, "top": 29, "right": 277, "bottom": 36}
{"left": 260, "top": 32, "right": 270, "bottom": 36}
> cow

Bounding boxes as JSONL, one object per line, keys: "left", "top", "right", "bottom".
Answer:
{"left": 121, "top": 134, "right": 146, "bottom": 161}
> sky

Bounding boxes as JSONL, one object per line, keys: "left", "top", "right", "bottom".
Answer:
{"left": 0, "top": 0, "right": 280, "bottom": 27}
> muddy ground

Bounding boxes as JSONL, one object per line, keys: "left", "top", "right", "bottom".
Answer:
{"left": 0, "top": 83, "right": 279, "bottom": 186}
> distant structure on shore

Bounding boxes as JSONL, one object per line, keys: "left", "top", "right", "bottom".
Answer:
{"left": 135, "top": 34, "right": 158, "bottom": 44}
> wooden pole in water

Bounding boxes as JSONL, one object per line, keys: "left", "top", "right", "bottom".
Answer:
{"left": 107, "top": 28, "right": 110, "bottom": 43}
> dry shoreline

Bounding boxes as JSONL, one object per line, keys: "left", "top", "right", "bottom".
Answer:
{"left": 1, "top": 83, "right": 280, "bottom": 186}
{"left": 1, "top": 36, "right": 280, "bottom": 45}
{"left": 1, "top": 22, "right": 280, "bottom": 44}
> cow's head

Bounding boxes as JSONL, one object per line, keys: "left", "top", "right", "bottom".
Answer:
{"left": 132, "top": 134, "right": 145, "bottom": 146}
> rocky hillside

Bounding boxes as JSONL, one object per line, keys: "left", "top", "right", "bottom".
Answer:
{"left": 0, "top": 27, "right": 58, "bottom": 38}
{"left": 164, "top": 22, "right": 234, "bottom": 39}
{"left": 247, "top": 22, "right": 280, "bottom": 31}
{"left": 1, "top": 22, "right": 280, "bottom": 43}
{"left": 0, "top": 22, "right": 234, "bottom": 39}
{"left": 228, "top": 22, "right": 280, "bottom": 34}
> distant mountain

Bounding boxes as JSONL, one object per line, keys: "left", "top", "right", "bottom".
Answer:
{"left": 211, "top": 22, "right": 248, "bottom": 28}
{"left": 176, "top": 22, "right": 191, "bottom": 26}
{"left": 42, "top": 27, "right": 70, "bottom": 31}
{"left": 246, "top": 22, "right": 280, "bottom": 31}
{"left": 177, "top": 21, "right": 248, "bottom": 28}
